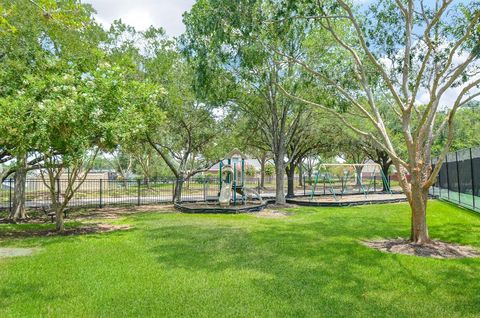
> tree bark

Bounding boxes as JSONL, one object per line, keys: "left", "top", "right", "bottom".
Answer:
{"left": 55, "top": 205, "right": 65, "bottom": 232}
{"left": 259, "top": 156, "right": 266, "bottom": 189}
{"left": 10, "top": 156, "right": 27, "bottom": 220}
{"left": 286, "top": 163, "right": 295, "bottom": 197}
{"left": 409, "top": 182, "right": 430, "bottom": 244}
{"left": 144, "top": 176, "right": 150, "bottom": 188}
{"left": 274, "top": 153, "right": 286, "bottom": 205}
{"left": 174, "top": 178, "right": 184, "bottom": 203}
{"left": 381, "top": 163, "right": 392, "bottom": 192}
{"left": 355, "top": 166, "right": 363, "bottom": 187}
{"left": 298, "top": 165, "right": 303, "bottom": 186}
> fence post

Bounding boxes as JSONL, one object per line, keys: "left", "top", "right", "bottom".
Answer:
{"left": 257, "top": 178, "right": 260, "bottom": 195}
{"left": 456, "top": 151, "right": 461, "bottom": 203}
{"left": 446, "top": 157, "right": 450, "bottom": 200}
{"left": 137, "top": 179, "right": 141, "bottom": 206}
{"left": 374, "top": 176, "right": 377, "bottom": 192}
{"left": 203, "top": 179, "right": 207, "bottom": 201}
{"left": 323, "top": 177, "right": 326, "bottom": 195}
{"left": 470, "top": 148, "right": 476, "bottom": 209}
{"left": 99, "top": 179, "right": 103, "bottom": 208}
{"left": 172, "top": 180, "right": 175, "bottom": 203}
{"left": 303, "top": 175, "right": 306, "bottom": 196}
{"left": 8, "top": 178, "right": 12, "bottom": 213}
{"left": 56, "top": 178, "right": 61, "bottom": 204}
{"left": 432, "top": 160, "right": 436, "bottom": 196}
{"left": 438, "top": 163, "right": 442, "bottom": 197}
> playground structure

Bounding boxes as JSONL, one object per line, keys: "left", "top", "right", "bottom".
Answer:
{"left": 287, "top": 163, "right": 407, "bottom": 206}
{"left": 175, "top": 149, "right": 266, "bottom": 213}
{"left": 310, "top": 163, "right": 392, "bottom": 199}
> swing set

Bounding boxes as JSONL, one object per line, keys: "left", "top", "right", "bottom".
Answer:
{"left": 309, "top": 163, "right": 392, "bottom": 201}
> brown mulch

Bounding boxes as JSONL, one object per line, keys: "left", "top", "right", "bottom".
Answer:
{"left": 362, "top": 238, "right": 480, "bottom": 259}
{"left": 0, "top": 224, "right": 132, "bottom": 239}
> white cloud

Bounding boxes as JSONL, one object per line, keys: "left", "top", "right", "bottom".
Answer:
{"left": 84, "top": 0, "right": 195, "bottom": 37}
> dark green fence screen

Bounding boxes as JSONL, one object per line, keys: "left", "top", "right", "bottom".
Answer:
{"left": 431, "top": 147, "right": 480, "bottom": 212}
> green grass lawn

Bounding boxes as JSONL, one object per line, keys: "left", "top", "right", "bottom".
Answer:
{"left": 1, "top": 200, "right": 480, "bottom": 317}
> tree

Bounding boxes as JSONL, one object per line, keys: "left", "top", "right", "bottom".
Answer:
{"left": 136, "top": 28, "right": 223, "bottom": 202}
{"left": 433, "top": 103, "right": 480, "bottom": 154}
{"left": 275, "top": 0, "right": 480, "bottom": 243}
{"left": 0, "top": 0, "right": 104, "bottom": 220}
{"left": 285, "top": 110, "right": 337, "bottom": 197}
{"left": 182, "top": 0, "right": 312, "bottom": 204}
{"left": 39, "top": 56, "right": 158, "bottom": 231}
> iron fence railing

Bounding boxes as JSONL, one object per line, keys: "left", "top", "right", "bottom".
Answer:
{"left": 0, "top": 173, "right": 396, "bottom": 216}
{"left": 431, "top": 146, "right": 480, "bottom": 213}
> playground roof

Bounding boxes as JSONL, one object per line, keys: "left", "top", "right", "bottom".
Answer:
{"left": 223, "top": 148, "right": 247, "bottom": 160}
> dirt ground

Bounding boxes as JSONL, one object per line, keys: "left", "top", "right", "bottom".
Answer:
{"left": 362, "top": 238, "right": 480, "bottom": 259}
{"left": 0, "top": 247, "right": 42, "bottom": 258}
{"left": 254, "top": 209, "right": 291, "bottom": 218}
{"left": 0, "top": 223, "right": 131, "bottom": 239}
{"left": 291, "top": 193, "right": 406, "bottom": 203}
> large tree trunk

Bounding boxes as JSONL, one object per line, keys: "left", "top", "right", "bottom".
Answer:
{"left": 381, "top": 163, "right": 392, "bottom": 192}
{"left": 298, "top": 165, "right": 303, "bottom": 187}
{"left": 55, "top": 205, "right": 65, "bottom": 232}
{"left": 286, "top": 163, "right": 295, "bottom": 197}
{"left": 259, "top": 156, "right": 266, "bottom": 189}
{"left": 173, "top": 178, "right": 184, "bottom": 203}
{"left": 274, "top": 153, "right": 286, "bottom": 205}
{"left": 409, "top": 182, "right": 430, "bottom": 244}
{"left": 355, "top": 166, "right": 363, "bottom": 187}
{"left": 144, "top": 176, "right": 150, "bottom": 188}
{"left": 397, "top": 161, "right": 430, "bottom": 244}
{"left": 10, "top": 156, "right": 27, "bottom": 220}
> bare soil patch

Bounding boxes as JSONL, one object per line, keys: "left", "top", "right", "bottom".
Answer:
{"left": 0, "top": 247, "right": 42, "bottom": 258}
{"left": 72, "top": 204, "right": 176, "bottom": 220}
{"left": 362, "top": 238, "right": 480, "bottom": 259}
{"left": 0, "top": 204, "right": 176, "bottom": 224}
{"left": 254, "top": 209, "right": 290, "bottom": 218}
{"left": 0, "top": 223, "right": 131, "bottom": 239}
{"left": 268, "top": 203, "right": 297, "bottom": 209}
{"left": 291, "top": 193, "right": 406, "bottom": 203}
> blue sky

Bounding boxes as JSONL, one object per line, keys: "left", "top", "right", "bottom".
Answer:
{"left": 84, "top": 0, "right": 375, "bottom": 36}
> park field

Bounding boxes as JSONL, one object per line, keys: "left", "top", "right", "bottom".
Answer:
{"left": 0, "top": 201, "right": 479, "bottom": 317}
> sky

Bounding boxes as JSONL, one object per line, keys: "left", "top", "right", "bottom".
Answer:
{"left": 84, "top": 0, "right": 477, "bottom": 108}
{"left": 84, "top": 0, "right": 372, "bottom": 36}
{"left": 84, "top": 0, "right": 195, "bottom": 37}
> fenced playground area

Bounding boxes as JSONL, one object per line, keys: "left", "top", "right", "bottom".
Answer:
{"left": 0, "top": 162, "right": 406, "bottom": 216}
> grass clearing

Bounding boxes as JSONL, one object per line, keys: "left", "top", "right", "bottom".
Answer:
{"left": 0, "top": 200, "right": 479, "bottom": 317}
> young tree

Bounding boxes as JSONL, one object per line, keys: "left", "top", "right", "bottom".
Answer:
{"left": 0, "top": 0, "right": 104, "bottom": 220}
{"left": 276, "top": 0, "right": 480, "bottom": 243}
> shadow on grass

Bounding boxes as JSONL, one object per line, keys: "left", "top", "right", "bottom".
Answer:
{"left": 142, "top": 210, "right": 480, "bottom": 316}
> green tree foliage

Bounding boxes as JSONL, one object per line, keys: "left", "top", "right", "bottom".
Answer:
{"left": 182, "top": 0, "right": 320, "bottom": 204}
{"left": 272, "top": 0, "right": 480, "bottom": 243}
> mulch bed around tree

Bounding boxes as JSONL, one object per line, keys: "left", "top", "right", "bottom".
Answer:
{"left": 362, "top": 238, "right": 480, "bottom": 259}
{"left": 0, "top": 224, "right": 131, "bottom": 239}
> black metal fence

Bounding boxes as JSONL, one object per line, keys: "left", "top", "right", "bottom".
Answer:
{"left": 431, "top": 146, "right": 480, "bottom": 213}
{"left": 0, "top": 177, "right": 264, "bottom": 214}
{"left": 0, "top": 172, "right": 397, "bottom": 216}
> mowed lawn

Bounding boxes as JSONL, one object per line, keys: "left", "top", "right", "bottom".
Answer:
{"left": 1, "top": 201, "right": 480, "bottom": 317}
